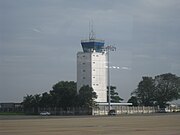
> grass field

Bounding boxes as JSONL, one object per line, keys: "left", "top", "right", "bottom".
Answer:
{"left": 0, "top": 114, "right": 180, "bottom": 135}
{"left": 0, "top": 112, "right": 24, "bottom": 115}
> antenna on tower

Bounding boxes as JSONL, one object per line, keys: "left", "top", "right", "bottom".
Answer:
{"left": 89, "top": 20, "right": 96, "bottom": 40}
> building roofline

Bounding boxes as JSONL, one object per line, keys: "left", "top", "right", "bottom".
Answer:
{"left": 81, "top": 39, "right": 104, "bottom": 43}
{"left": 97, "top": 102, "right": 132, "bottom": 106}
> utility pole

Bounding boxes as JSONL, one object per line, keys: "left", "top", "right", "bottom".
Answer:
{"left": 104, "top": 45, "right": 116, "bottom": 113}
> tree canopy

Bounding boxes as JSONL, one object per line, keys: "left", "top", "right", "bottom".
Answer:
{"left": 127, "top": 96, "right": 138, "bottom": 106}
{"left": 153, "top": 73, "right": 180, "bottom": 107}
{"left": 132, "top": 77, "right": 155, "bottom": 106}
{"left": 131, "top": 73, "right": 180, "bottom": 108}
{"left": 23, "top": 81, "right": 97, "bottom": 113}
{"left": 50, "top": 81, "right": 77, "bottom": 109}
{"left": 78, "top": 85, "right": 97, "bottom": 108}
{"left": 107, "top": 86, "right": 123, "bottom": 103}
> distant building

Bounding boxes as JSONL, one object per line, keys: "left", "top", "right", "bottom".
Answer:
{"left": 0, "top": 102, "right": 22, "bottom": 112}
{"left": 77, "top": 37, "right": 107, "bottom": 102}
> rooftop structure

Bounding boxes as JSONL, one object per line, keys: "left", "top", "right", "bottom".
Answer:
{"left": 81, "top": 39, "right": 105, "bottom": 53}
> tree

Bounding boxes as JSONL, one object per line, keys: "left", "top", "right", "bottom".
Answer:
{"left": 132, "top": 77, "right": 155, "bottom": 106}
{"left": 50, "top": 81, "right": 77, "bottom": 109}
{"left": 132, "top": 73, "right": 180, "bottom": 107}
{"left": 39, "top": 92, "right": 52, "bottom": 108}
{"left": 32, "top": 94, "right": 41, "bottom": 113}
{"left": 127, "top": 96, "right": 139, "bottom": 106}
{"left": 107, "top": 86, "right": 123, "bottom": 103}
{"left": 78, "top": 85, "right": 97, "bottom": 108}
{"left": 23, "top": 94, "right": 41, "bottom": 114}
{"left": 23, "top": 94, "right": 34, "bottom": 109}
{"left": 154, "top": 73, "right": 180, "bottom": 108}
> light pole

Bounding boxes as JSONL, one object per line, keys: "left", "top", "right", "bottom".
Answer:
{"left": 104, "top": 45, "right": 116, "bottom": 113}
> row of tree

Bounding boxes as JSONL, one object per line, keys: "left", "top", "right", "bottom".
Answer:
{"left": 128, "top": 73, "right": 180, "bottom": 108}
{"left": 23, "top": 73, "right": 180, "bottom": 113}
{"left": 23, "top": 81, "right": 97, "bottom": 113}
{"left": 23, "top": 81, "right": 122, "bottom": 113}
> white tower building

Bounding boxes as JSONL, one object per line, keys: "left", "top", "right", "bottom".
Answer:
{"left": 77, "top": 38, "right": 107, "bottom": 102}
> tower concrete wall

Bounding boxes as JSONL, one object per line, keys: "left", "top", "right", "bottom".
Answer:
{"left": 77, "top": 51, "right": 107, "bottom": 102}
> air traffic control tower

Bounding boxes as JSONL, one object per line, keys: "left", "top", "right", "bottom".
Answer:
{"left": 77, "top": 35, "right": 107, "bottom": 102}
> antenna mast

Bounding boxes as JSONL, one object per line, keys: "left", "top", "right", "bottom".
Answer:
{"left": 89, "top": 20, "right": 96, "bottom": 40}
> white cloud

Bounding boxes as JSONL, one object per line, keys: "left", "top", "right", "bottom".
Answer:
{"left": 121, "top": 67, "right": 131, "bottom": 70}
{"left": 32, "top": 28, "right": 41, "bottom": 33}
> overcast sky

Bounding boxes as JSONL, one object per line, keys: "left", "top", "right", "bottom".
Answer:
{"left": 0, "top": 0, "right": 180, "bottom": 103}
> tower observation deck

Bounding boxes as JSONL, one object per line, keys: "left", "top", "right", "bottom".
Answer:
{"left": 81, "top": 39, "right": 105, "bottom": 53}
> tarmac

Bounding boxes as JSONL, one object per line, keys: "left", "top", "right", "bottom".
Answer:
{"left": 0, "top": 113, "right": 180, "bottom": 135}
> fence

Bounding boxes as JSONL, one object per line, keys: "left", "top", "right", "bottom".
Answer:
{"left": 23, "top": 107, "right": 92, "bottom": 115}
{"left": 93, "top": 106, "right": 159, "bottom": 115}
{"left": 92, "top": 105, "right": 180, "bottom": 115}
{"left": 1, "top": 105, "right": 180, "bottom": 115}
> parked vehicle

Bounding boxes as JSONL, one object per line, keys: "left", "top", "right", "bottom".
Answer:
{"left": 108, "top": 109, "right": 116, "bottom": 115}
{"left": 40, "top": 111, "right": 51, "bottom": 116}
{"left": 158, "top": 108, "right": 170, "bottom": 113}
